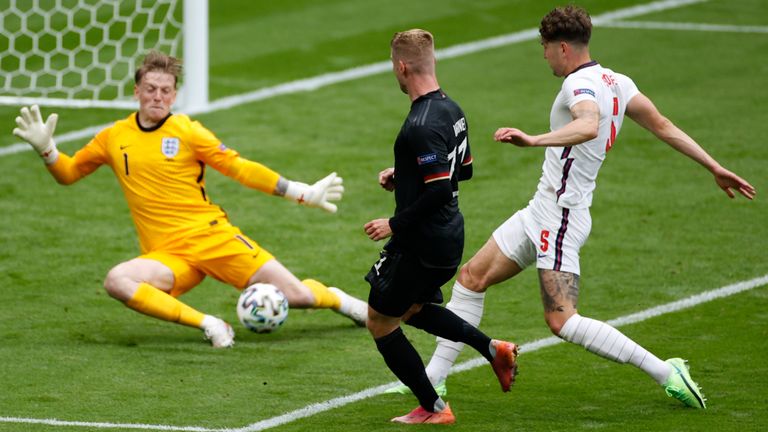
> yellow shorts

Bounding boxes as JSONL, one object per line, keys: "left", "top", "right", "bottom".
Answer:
{"left": 141, "top": 222, "right": 274, "bottom": 297}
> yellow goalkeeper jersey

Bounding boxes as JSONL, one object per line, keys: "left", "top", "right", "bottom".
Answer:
{"left": 47, "top": 113, "right": 280, "bottom": 253}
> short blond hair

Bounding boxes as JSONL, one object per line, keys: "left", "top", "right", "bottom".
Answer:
{"left": 391, "top": 29, "right": 435, "bottom": 74}
{"left": 135, "top": 50, "right": 182, "bottom": 88}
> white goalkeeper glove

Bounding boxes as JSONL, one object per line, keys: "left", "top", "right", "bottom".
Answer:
{"left": 284, "top": 172, "right": 344, "bottom": 213}
{"left": 13, "top": 105, "right": 59, "bottom": 164}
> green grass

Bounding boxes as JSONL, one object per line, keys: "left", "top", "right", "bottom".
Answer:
{"left": 0, "top": 1, "right": 766, "bottom": 431}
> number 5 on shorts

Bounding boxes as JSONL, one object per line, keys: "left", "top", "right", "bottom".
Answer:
{"left": 540, "top": 230, "right": 550, "bottom": 252}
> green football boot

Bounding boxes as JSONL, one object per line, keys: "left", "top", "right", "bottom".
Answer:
{"left": 383, "top": 380, "right": 447, "bottom": 397}
{"left": 663, "top": 358, "right": 706, "bottom": 409}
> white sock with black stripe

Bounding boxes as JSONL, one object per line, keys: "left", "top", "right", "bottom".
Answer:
{"left": 424, "top": 281, "right": 485, "bottom": 385}
{"left": 559, "top": 313, "right": 671, "bottom": 384}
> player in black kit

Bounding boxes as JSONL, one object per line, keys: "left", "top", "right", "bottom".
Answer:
{"left": 363, "top": 29, "right": 519, "bottom": 425}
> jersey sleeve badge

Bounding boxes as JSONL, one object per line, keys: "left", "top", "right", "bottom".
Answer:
{"left": 417, "top": 153, "right": 438, "bottom": 165}
{"left": 573, "top": 88, "right": 595, "bottom": 97}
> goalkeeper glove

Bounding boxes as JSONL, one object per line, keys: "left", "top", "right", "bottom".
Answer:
{"left": 13, "top": 105, "right": 59, "bottom": 164}
{"left": 284, "top": 172, "right": 344, "bottom": 213}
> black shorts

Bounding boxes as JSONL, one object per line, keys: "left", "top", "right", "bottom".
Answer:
{"left": 365, "top": 248, "right": 457, "bottom": 318}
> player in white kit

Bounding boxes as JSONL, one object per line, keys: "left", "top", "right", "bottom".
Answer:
{"left": 386, "top": 5, "right": 755, "bottom": 408}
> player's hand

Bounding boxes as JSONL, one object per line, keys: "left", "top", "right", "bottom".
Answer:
{"left": 364, "top": 218, "right": 392, "bottom": 241}
{"left": 712, "top": 166, "right": 756, "bottom": 200}
{"left": 494, "top": 127, "right": 536, "bottom": 147}
{"left": 379, "top": 167, "right": 395, "bottom": 192}
{"left": 285, "top": 172, "right": 344, "bottom": 213}
{"left": 13, "top": 105, "right": 60, "bottom": 163}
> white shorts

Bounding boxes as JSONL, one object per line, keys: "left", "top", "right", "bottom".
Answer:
{"left": 492, "top": 196, "right": 591, "bottom": 275}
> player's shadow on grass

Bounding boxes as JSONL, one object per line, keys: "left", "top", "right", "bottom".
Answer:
{"left": 65, "top": 312, "right": 367, "bottom": 351}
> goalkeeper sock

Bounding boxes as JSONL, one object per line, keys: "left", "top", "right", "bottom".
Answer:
{"left": 302, "top": 279, "right": 342, "bottom": 310}
{"left": 125, "top": 283, "right": 206, "bottom": 328}
{"left": 559, "top": 313, "right": 671, "bottom": 384}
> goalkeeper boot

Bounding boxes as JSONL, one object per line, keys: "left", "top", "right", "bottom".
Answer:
{"left": 491, "top": 340, "right": 519, "bottom": 392}
{"left": 391, "top": 403, "right": 455, "bottom": 424}
{"left": 663, "top": 358, "right": 706, "bottom": 409}
{"left": 384, "top": 380, "right": 447, "bottom": 396}
{"left": 203, "top": 316, "right": 235, "bottom": 348}
{"left": 328, "top": 287, "right": 367, "bottom": 327}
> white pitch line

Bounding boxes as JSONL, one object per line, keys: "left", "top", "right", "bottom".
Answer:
{"left": 599, "top": 20, "right": 768, "bottom": 33}
{"left": 0, "top": 417, "right": 213, "bottom": 432}
{"left": 0, "top": 0, "right": 707, "bottom": 159}
{"left": 235, "top": 273, "right": 768, "bottom": 432}
{"left": 5, "top": 0, "right": 761, "bottom": 428}
{"left": 451, "top": 273, "right": 768, "bottom": 374}
{"left": 7, "top": 273, "right": 759, "bottom": 432}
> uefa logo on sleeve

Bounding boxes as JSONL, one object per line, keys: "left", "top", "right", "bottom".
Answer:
{"left": 161, "top": 137, "right": 180, "bottom": 158}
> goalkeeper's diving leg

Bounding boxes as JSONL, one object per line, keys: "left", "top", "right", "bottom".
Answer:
{"left": 104, "top": 258, "right": 235, "bottom": 348}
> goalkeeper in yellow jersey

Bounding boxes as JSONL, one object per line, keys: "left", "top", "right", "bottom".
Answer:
{"left": 12, "top": 51, "right": 367, "bottom": 348}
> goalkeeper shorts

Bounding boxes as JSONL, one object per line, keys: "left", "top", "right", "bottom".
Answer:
{"left": 141, "top": 222, "right": 275, "bottom": 297}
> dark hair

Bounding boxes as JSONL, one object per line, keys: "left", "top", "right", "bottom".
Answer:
{"left": 539, "top": 5, "right": 592, "bottom": 45}
{"left": 134, "top": 50, "right": 182, "bottom": 87}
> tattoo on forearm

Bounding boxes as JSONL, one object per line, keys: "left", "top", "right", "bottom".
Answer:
{"left": 538, "top": 269, "right": 580, "bottom": 312}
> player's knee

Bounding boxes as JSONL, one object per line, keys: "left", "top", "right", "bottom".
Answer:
{"left": 365, "top": 316, "right": 381, "bottom": 337}
{"left": 103, "top": 267, "right": 119, "bottom": 295}
{"left": 458, "top": 264, "right": 489, "bottom": 292}
{"left": 366, "top": 310, "right": 399, "bottom": 339}
{"left": 103, "top": 264, "right": 134, "bottom": 301}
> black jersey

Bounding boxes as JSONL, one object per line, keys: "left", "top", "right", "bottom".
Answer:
{"left": 388, "top": 89, "right": 473, "bottom": 268}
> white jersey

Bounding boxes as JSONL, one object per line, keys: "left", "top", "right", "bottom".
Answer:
{"left": 535, "top": 61, "right": 639, "bottom": 209}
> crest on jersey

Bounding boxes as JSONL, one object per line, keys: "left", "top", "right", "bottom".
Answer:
{"left": 161, "top": 137, "right": 180, "bottom": 158}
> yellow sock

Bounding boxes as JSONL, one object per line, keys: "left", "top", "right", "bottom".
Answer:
{"left": 125, "top": 282, "right": 206, "bottom": 328}
{"left": 302, "top": 279, "right": 341, "bottom": 310}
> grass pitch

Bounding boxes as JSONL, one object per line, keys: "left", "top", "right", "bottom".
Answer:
{"left": 0, "top": 1, "right": 766, "bottom": 431}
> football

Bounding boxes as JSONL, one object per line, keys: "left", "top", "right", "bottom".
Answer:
{"left": 236, "top": 283, "right": 289, "bottom": 333}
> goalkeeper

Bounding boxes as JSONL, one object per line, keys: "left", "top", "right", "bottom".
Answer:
{"left": 12, "top": 50, "right": 367, "bottom": 348}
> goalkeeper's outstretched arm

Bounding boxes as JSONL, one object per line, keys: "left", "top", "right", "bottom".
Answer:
{"left": 225, "top": 157, "right": 344, "bottom": 213}
{"left": 12, "top": 105, "right": 101, "bottom": 185}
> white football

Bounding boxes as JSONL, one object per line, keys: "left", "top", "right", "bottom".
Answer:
{"left": 236, "top": 283, "right": 289, "bottom": 333}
